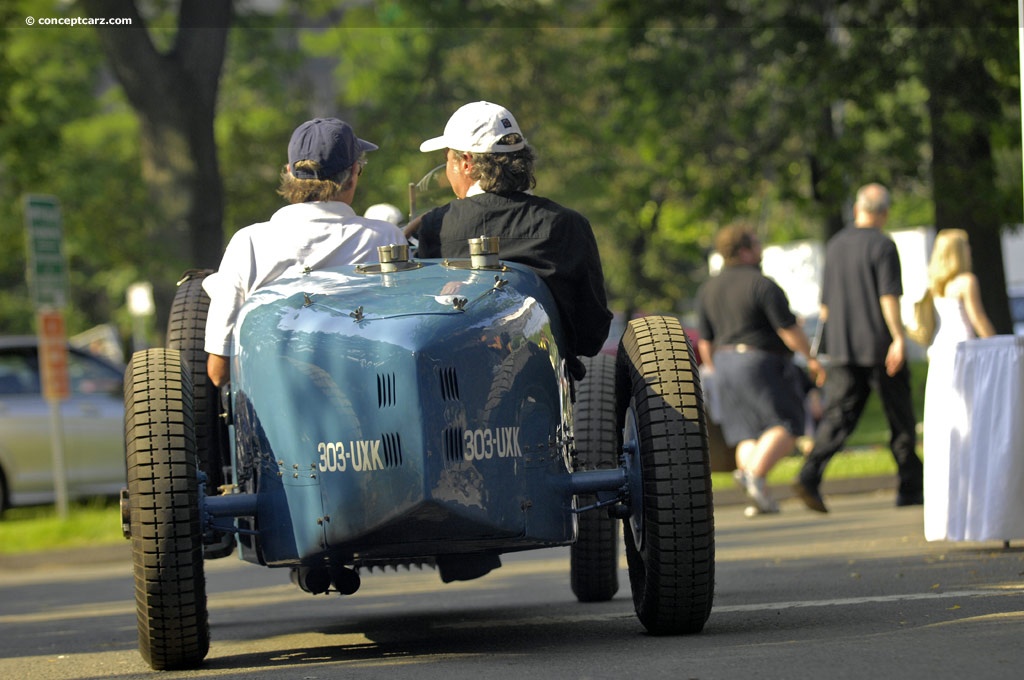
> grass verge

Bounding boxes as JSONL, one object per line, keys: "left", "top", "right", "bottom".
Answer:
{"left": 0, "top": 497, "right": 124, "bottom": 555}
{"left": 711, "top": 446, "right": 899, "bottom": 493}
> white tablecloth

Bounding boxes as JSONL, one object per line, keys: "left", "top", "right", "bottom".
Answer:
{"left": 924, "top": 335, "right": 1024, "bottom": 542}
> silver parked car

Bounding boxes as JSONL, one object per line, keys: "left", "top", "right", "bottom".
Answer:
{"left": 0, "top": 336, "right": 125, "bottom": 514}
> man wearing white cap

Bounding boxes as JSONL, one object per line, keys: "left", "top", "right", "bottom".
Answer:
{"left": 203, "top": 117, "right": 406, "bottom": 386}
{"left": 410, "top": 101, "right": 612, "bottom": 378}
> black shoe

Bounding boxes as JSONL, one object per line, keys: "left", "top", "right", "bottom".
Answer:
{"left": 792, "top": 481, "right": 828, "bottom": 513}
{"left": 896, "top": 492, "right": 924, "bottom": 507}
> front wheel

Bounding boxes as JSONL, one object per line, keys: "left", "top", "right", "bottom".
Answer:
{"left": 617, "top": 316, "right": 714, "bottom": 634}
{"left": 125, "top": 348, "right": 209, "bottom": 670}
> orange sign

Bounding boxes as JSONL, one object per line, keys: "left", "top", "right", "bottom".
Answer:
{"left": 37, "top": 309, "right": 70, "bottom": 401}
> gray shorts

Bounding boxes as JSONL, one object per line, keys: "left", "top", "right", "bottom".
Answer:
{"left": 712, "top": 348, "right": 806, "bottom": 446}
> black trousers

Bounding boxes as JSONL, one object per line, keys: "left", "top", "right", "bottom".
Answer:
{"left": 798, "top": 363, "right": 923, "bottom": 497}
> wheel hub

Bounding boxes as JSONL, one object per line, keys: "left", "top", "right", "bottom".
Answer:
{"left": 622, "top": 405, "right": 644, "bottom": 552}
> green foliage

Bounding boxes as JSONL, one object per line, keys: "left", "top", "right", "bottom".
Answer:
{"left": 216, "top": 13, "right": 311, "bottom": 237}
{"left": 0, "top": 9, "right": 128, "bottom": 343}
{"left": 0, "top": 0, "right": 1018, "bottom": 337}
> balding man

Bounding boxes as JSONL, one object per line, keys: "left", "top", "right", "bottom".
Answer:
{"left": 792, "top": 183, "right": 924, "bottom": 513}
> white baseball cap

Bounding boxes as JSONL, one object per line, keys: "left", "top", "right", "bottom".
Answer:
{"left": 363, "top": 203, "right": 404, "bottom": 225}
{"left": 419, "top": 101, "right": 526, "bottom": 153}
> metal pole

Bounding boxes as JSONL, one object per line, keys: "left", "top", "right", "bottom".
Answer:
{"left": 48, "top": 399, "right": 69, "bottom": 519}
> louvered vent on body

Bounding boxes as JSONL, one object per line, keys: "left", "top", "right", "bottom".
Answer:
{"left": 380, "top": 432, "right": 404, "bottom": 467}
{"left": 439, "top": 366, "right": 460, "bottom": 401}
{"left": 377, "top": 372, "right": 396, "bottom": 408}
{"left": 442, "top": 427, "right": 464, "bottom": 463}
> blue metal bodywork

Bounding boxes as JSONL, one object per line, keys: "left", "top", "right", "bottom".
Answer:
{"left": 224, "top": 260, "right": 581, "bottom": 567}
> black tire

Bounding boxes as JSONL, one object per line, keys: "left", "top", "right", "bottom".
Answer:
{"left": 167, "top": 270, "right": 228, "bottom": 489}
{"left": 570, "top": 352, "right": 620, "bottom": 602}
{"left": 168, "top": 270, "right": 234, "bottom": 559}
{"left": 617, "top": 316, "right": 714, "bottom": 635}
{"left": 125, "top": 348, "right": 209, "bottom": 670}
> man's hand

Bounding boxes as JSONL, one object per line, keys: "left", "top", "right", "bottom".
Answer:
{"left": 807, "top": 357, "right": 826, "bottom": 387}
{"left": 879, "top": 294, "right": 906, "bottom": 376}
{"left": 885, "top": 337, "right": 905, "bottom": 376}
{"left": 207, "top": 353, "right": 230, "bottom": 387}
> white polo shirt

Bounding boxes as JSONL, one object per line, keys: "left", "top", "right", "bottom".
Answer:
{"left": 203, "top": 201, "right": 406, "bottom": 356}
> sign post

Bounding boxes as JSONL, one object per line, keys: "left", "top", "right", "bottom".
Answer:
{"left": 24, "top": 194, "right": 71, "bottom": 519}
{"left": 38, "top": 310, "right": 70, "bottom": 518}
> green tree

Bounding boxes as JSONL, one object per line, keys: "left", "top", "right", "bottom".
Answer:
{"left": 79, "top": 0, "right": 231, "bottom": 333}
{"left": 914, "top": 2, "right": 1020, "bottom": 332}
{"left": 1, "top": 1, "right": 308, "bottom": 344}
{"left": 596, "top": 0, "right": 1019, "bottom": 324}
{"left": 3, "top": 0, "right": 1017, "bottom": 341}
{"left": 1, "top": 0, "right": 151, "bottom": 337}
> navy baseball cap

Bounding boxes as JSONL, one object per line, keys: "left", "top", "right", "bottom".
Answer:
{"left": 287, "top": 118, "right": 378, "bottom": 180}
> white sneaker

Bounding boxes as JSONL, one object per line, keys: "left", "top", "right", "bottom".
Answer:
{"left": 744, "top": 474, "right": 780, "bottom": 514}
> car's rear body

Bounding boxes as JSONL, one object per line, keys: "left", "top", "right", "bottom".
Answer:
{"left": 228, "top": 260, "right": 577, "bottom": 567}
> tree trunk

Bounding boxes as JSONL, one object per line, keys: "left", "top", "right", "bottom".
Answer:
{"left": 923, "top": 27, "right": 1012, "bottom": 334}
{"left": 809, "top": 101, "right": 846, "bottom": 243}
{"left": 82, "top": 0, "right": 231, "bottom": 328}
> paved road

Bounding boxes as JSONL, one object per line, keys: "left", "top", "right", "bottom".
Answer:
{"left": 1, "top": 490, "right": 1022, "bottom": 679}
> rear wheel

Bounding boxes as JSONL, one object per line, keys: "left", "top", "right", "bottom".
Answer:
{"left": 125, "top": 348, "right": 209, "bottom": 670}
{"left": 570, "top": 353, "right": 620, "bottom": 602}
{"left": 617, "top": 316, "right": 714, "bottom": 634}
{"left": 168, "top": 270, "right": 234, "bottom": 558}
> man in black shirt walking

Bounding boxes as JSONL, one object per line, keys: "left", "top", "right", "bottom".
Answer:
{"left": 793, "top": 183, "right": 925, "bottom": 512}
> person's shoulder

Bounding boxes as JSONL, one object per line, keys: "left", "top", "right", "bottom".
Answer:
{"left": 228, "top": 217, "right": 274, "bottom": 243}
{"left": 831, "top": 226, "right": 895, "bottom": 250}
{"left": 826, "top": 227, "right": 856, "bottom": 249}
{"left": 522, "top": 193, "right": 590, "bottom": 225}
{"left": 949, "top": 271, "right": 979, "bottom": 296}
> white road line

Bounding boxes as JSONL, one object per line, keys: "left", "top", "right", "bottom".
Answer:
{"left": 713, "top": 588, "right": 1024, "bottom": 613}
{"left": 434, "top": 588, "right": 1023, "bottom": 629}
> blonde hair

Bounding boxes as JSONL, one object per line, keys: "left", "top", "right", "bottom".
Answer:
{"left": 276, "top": 158, "right": 358, "bottom": 204}
{"left": 928, "top": 228, "right": 972, "bottom": 296}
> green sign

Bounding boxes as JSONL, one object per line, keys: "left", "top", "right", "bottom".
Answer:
{"left": 24, "top": 194, "right": 69, "bottom": 308}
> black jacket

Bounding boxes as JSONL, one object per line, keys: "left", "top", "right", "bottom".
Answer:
{"left": 417, "top": 191, "right": 612, "bottom": 360}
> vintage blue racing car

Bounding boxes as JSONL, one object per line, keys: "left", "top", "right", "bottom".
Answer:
{"left": 121, "top": 237, "right": 715, "bottom": 670}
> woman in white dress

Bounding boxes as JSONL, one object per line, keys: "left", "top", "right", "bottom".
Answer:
{"left": 922, "top": 229, "right": 995, "bottom": 540}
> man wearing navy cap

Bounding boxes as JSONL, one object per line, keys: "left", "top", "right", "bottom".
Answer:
{"left": 203, "top": 117, "right": 405, "bottom": 386}
{"left": 407, "top": 101, "right": 612, "bottom": 378}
